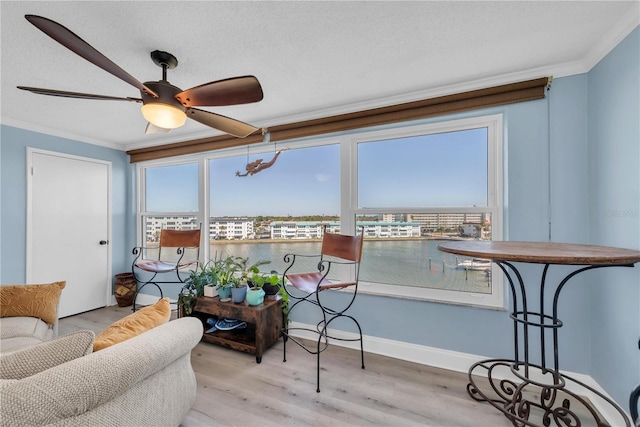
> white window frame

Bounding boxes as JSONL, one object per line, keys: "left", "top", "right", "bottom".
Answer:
{"left": 345, "top": 114, "right": 504, "bottom": 308}
{"left": 136, "top": 113, "right": 504, "bottom": 309}
{"left": 135, "top": 157, "right": 207, "bottom": 260}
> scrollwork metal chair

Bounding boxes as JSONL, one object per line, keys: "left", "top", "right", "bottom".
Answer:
{"left": 280, "top": 226, "right": 365, "bottom": 392}
{"left": 631, "top": 384, "right": 640, "bottom": 426}
{"left": 131, "top": 227, "right": 201, "bottom": 313}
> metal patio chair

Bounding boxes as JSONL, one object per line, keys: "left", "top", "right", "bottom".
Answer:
{"left": 131, "top": 227, "right": 201, "bottom": 312}
{"left": 280, "top": 226, "right": 365, "bottom": 392}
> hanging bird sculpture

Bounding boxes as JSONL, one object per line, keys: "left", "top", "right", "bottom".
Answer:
{"left": 236, "top": 149, "right": 287, "bottom": 177}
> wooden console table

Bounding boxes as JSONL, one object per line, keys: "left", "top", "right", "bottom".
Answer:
{"left": 438, "top": 240, "right": 640, "bottom": 427}
{"left": 189, "top": 296, "right": 283, "bottom": 363}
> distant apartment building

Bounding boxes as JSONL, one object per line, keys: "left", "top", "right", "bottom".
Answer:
{"left": 269, "top": 221, "right": 420, "bottom": 239}
{"left": 407, "top": 213, "right": 489, "bottom": 231}
{"left": 144, "top": 214, "right": 486, "bottom": 242}
{"left": 144, "top": 216, "right": 253, "bottom": 241}
{"left": 270, "top": 222, "right": 333, "bottom": 239}
{"left": 145, "top": 216, "right": 199, "bottom": 241}
{"left": 461, "top": 221, "right": 491, "bottom": 239}
{"left": 210, "top": 217, "right": 254, "bottom": 240}
{"left": 461, "top": 222, "right": 481, "bottom": 238}
{"left": 360, "top": 221, "right": 421, "bottom": 238}
{"left": 381, "top": 213, "right": 407, "bottom": 222}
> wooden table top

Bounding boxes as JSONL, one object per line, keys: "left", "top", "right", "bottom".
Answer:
{"left": 437, "top": 240, "right": 640, "bottom": 266}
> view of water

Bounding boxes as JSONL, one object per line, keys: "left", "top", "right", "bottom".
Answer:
{"left": 210, "top": 239, "right": 492, "bottom": 294}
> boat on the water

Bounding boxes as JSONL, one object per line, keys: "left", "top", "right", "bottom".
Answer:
{"left": 457, "top": 258, "right": 492, "bottom": 271}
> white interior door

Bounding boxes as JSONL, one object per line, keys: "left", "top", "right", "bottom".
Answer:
{"left": 27, "top": 149, "right": 111, "bottom": 317}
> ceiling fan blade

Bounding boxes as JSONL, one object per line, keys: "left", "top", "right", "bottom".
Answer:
{"left": 24, "top": 15, "right": 158, "bottom": 98}
{"left": 186, "top": 108, "right": 259, "bottom": 138}
{"left": 145, "top": 122, "right": 172, "bottom": 134}
{"left": 175, "top": 76, "right": 263, "bottom": 107}
{"left": 17, "top": 86, "right": 142, "bottom": 102}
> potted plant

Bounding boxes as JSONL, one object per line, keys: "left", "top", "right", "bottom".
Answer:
{"left": 245, "top": 271, "right": 270, "bottom": 306}
{"left": 248, "top": 270, "right": 289, "bottom": 319}
{"left": 209, "top": 254, "right": 243, "bottom": 301}
{"left": 247, "top": 270, "right": 280, "bottom": 295}
{"left": 196, "top": 260, "right": 216, "bottom": 298}
{"left": 230, "top": 277, "right": 248, "bottom": 303}
{"left": 246, "top": 286, "right": 265, "bottom": 305}
{"left": 178, "top": 262, "right": 212, "bottom": 315}
{"left": 203, "top": 283, "right": 218, "bottom": 298}
{"left": 177, "top": 285, "right": 198, "bottom": 316}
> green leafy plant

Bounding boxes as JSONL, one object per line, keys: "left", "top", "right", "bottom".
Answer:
{"left": 247, "top": 270, "right": 279, "bottom": 289}
{"left": 278, "top": 284, "right": 290, "bottom": 323}
{"left": 178, "top": 286, "right": 198, "bottom": 316}
{"left": 209, "top": 254, "right": 243, "bottom": 289}
{"left": 178, "top": 254, "right": 289, "bottom": 322}
{"left": 238, "top": 257, "right": 271, "bottom": 280}
{"left": 229, "top": 276, "right": 246, "bottom": 288}
{"left": 178, "top": 261, "right": 215, "bottom": 315}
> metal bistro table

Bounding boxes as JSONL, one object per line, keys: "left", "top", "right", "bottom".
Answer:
{"left": 438, "top": 240, "right": 640, "bottom": 427}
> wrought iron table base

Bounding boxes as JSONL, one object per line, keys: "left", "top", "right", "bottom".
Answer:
{"left": 437, "top": 241, "right": 640, "bottom": 427}
{"left": 469, "top": 260, "right": 635, "bottom": 427}
{"left": 467, "top": 358, "right": 630, "bottom": 427}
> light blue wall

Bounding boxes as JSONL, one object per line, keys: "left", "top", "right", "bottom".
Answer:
{"left": 587, "top": 27, "right": 640, "bottom": 407}
{"left": 0, "top": 125, "right": 134, "bottom": 285}
{"left": 545, "top": 75, "right": 594, "bottom": 375}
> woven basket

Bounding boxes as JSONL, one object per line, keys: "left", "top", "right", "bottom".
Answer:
{"left": 114, "top": 272, "right": 137, "bottom": 307}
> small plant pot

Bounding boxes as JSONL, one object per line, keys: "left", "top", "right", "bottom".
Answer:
{"left": 203, "top": 285, "right": 218, "bottom": 298}
{"left": 246, "top": 288, "right": 265, "bottom": 306}
{"left": 231, "top": 285, "right": 247, "bottom": 304}
{"left": 262, "top": 282, "right": 280, "bottom": 296}
{"left": 218, "top": 285, "right": 231, "bottom": 300}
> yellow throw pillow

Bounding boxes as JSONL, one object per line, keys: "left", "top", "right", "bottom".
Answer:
{"left": 0, "top": 282, "right": 66, "bottom": 325}
{"left": 93, "top": 298, "right": 171, "bottom": 351}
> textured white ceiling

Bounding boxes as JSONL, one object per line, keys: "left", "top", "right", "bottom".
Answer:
{"left": 1, "top": 1, "right": 638, "bottom": 151}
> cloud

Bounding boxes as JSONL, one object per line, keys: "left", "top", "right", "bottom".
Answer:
{"left": 315, "top": 174, "right": 330, "bottom": 182}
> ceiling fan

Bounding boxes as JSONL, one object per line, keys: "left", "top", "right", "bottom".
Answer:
{"left": 17, "top": 15, "right": 263, "bottom": 137}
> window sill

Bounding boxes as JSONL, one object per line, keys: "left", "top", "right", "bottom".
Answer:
{"left": 355, "top": 280, "right": 507, "bottom": 311}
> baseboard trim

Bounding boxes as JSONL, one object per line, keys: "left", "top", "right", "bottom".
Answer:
{"left": 288, "top": 321, "right": 631, "bottom": 425}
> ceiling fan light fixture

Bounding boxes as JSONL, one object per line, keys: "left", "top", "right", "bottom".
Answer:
{"left": 141, "top": 102, "right": 187, "bottom": 129}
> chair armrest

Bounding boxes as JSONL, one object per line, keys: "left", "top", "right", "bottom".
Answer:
{"left": 319, "top": 281, "right": 357, "bottom": 290}
{"left": 317, "top": 259, "right": 358, "bottom": 290}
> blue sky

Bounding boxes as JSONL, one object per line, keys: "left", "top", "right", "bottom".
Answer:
{"left": 145, "top": 127, "right": 487, "bottom": 216}
{"left": 358, "top": 128, "right": 487, "bottom": 208}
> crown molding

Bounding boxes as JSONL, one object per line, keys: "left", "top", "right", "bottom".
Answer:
{"left": 1, "top": 117, "right": 121, "bottom": 150}
{"left": 581, "top": 6, "right": 639, "bottom": 72}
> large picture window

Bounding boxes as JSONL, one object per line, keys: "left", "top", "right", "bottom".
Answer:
{"left": 351, "top": 116, "right": 502, "bottom": 306}
{"left": 207, "top": 144, "right": 340, "bottom": 273}
{"left": 137, "top": 114, "right": 503, "bottom": 308}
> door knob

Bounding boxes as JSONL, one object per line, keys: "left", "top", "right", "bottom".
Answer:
{"left": 99, "top": 240, "right": 108, "bottom": 245}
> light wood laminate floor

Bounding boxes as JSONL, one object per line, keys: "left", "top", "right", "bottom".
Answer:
{"left": 58, "top": 305, "right": 583, "bottom": 427}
